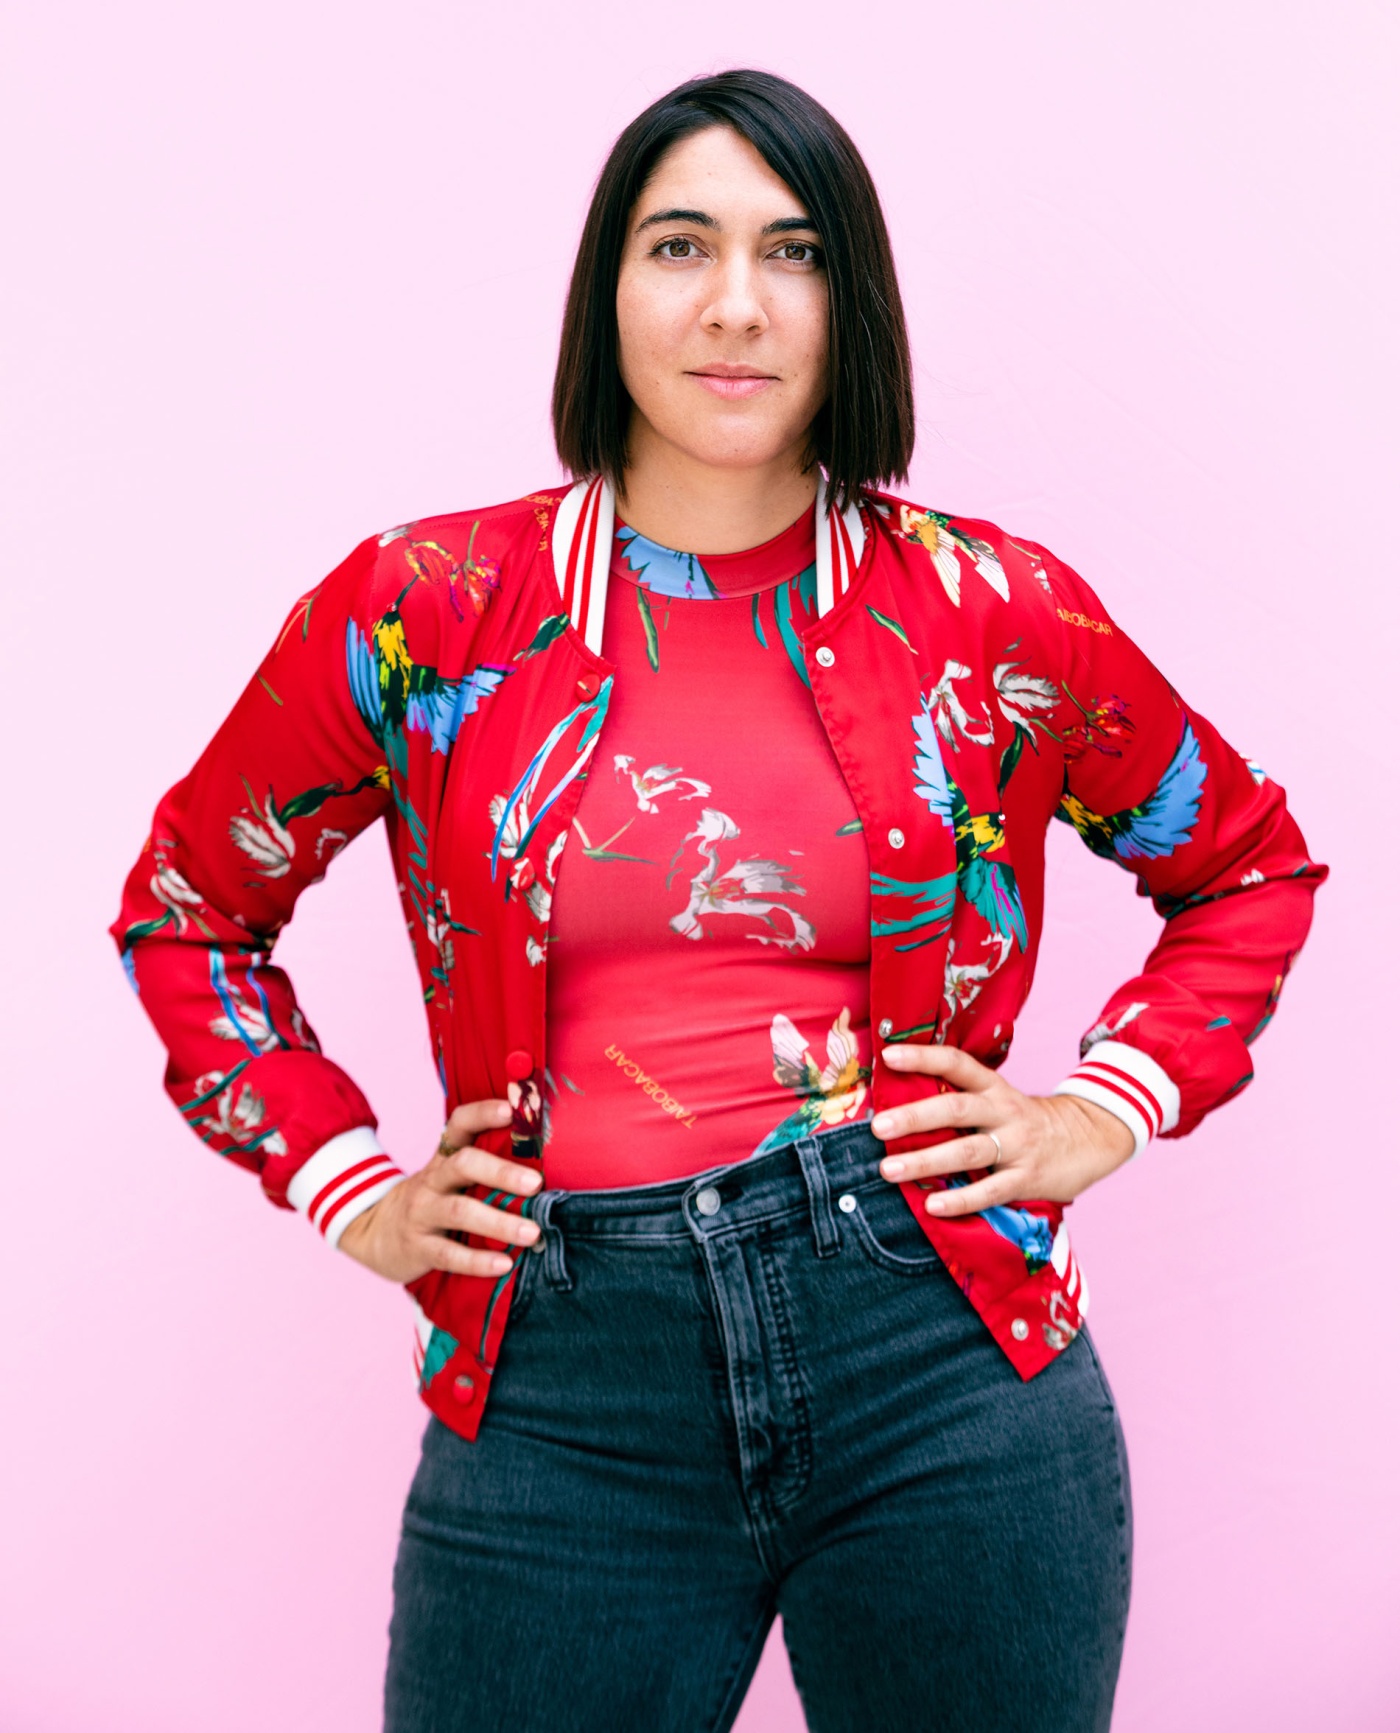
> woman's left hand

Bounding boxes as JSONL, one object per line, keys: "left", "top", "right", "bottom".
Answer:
{"left": 871, "top": 1044, "right": 1136, "bottom": 1216}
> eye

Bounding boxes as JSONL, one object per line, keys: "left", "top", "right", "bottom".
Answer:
{"left": 652, "top": 237, "right": 700, "bottom": 260}
{"left": 772, "top": 241, "right": 821, "bottom": 265}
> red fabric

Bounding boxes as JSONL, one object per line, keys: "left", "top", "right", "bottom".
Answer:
{"left": 543, "top": 509, "right": 873, "bottom": 1188}
{"left": 111, "top": 485, "right": 1327, "bottom": 1441}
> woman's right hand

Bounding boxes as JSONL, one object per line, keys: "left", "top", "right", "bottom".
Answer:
{"left": 336, "top": 1099, "right": 544, "bottom": 1283}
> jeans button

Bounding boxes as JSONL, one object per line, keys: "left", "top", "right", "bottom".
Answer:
{"left": 695, "top": 1186, "right": 722, "bottom": 1216}
{"left": 838, "top": 1193, "right": 857, "bottom": 1213}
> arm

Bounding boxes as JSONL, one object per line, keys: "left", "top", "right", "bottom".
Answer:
{"left": 872, "top": 538, "right": 1327, "bottom": 1209}
{"left": 115, "top": 532, "right": 552, "bottom": 1276}
{"left": 1040, "top": 543, "right": 1326, "bottom": 1155}
{"left": 111, "top": 535, "right": 406, "bottom": 1246}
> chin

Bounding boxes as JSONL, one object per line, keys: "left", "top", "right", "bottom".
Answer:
{"left": 665, "top": 420, "right": 807, "bottom": 474}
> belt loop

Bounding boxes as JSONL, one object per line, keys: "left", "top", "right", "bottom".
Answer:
{"left": 529, "top": 1191, "right": 574, "bottom": 1291}
{"left": 795, "top": 1136, "right": 841, "bottom": 1258}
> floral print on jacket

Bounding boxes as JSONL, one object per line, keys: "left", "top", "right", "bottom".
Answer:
{"left": 112, "top": 485, "right": 1327, "bottom": 1442}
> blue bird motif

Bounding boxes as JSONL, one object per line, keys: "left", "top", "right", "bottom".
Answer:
{"left": 944, "top": 1177, "right": 1055, "bottom": 1272}
{"left": 346, "top": 615, "right": 513, "bottom": 755}
{"left": 1058, "top": 716, "right": 1207, "bottom": 862}
{"left": 909, "top": 700, "right": 1028, "bottom": 950}
{"left": 871, "top": 871, "right": 957, "bottom": 951}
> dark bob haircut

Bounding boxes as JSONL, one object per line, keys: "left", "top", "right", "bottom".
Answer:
{"left": 552, "top": 69, "right": 914, "bottom": 513}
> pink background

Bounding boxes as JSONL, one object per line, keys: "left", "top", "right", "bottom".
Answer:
{"left": 4, "top": 2, "right": 1396, "bottom": 1727}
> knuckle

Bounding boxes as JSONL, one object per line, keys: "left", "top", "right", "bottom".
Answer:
{"left": 429, "top": 1194, "right": 469, "bottom": 1233}
{"left": 450, "top": 1146, "right": 485, "bottom": 1181}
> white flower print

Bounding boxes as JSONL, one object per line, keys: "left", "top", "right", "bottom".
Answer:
{"left": 670, "top": 809, "right": 815, "bottom": 951}
{"left": 190, "top": 1070, "right": 288, "bottom": 1157}
{"left": 613, "top": 755, "right": 712, "bottom": 813}
{"left": 150, "top": 863, "right": 204, "bottom": 930}
{"left": 942, "top": 931, "right": 1013, "bottom": 1023}
{"left": 927, "top": 659, "right": 995, "bottom": 749}
{"left": 992, "top": 657, "right": 1060, "bottom": 737}
{"left": 1080, "top": 1001, "right": 1149, "bottom": 1054}
{"left": 229, "top": 805, "right": 294, "bottom": 877}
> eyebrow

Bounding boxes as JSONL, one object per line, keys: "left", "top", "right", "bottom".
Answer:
{"left": 634, "top": 208, "right": 819, "bottom": 236}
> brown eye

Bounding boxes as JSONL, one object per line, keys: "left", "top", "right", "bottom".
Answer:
{"left": 659, "top": 238, "right": 695, "bottom": 259}
{"left": 776, "top": 242, "right": 819, "bottom": 264}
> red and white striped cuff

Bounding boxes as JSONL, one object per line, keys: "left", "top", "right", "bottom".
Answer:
{"left": 1051, "top": 1039, "right": 1180, "bottom": 1159}
{"left": 285, "top": 1127, "right": 406, "bottom": 1249}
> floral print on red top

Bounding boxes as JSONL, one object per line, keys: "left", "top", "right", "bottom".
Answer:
{"left": 538, "top": 509, "right": 874, "bottom": 1190}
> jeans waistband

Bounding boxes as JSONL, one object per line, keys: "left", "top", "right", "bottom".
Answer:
{"left": 524, "top": 1121, "right": 889, "bottom": 1268}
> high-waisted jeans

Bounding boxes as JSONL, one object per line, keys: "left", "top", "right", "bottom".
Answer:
{"left": 384, "top": 1123, "right": 1132, "bottom": 1733}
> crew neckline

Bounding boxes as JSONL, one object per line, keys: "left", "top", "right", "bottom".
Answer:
{"left": 611, "top": 506, "right": 817, "bottom": 600}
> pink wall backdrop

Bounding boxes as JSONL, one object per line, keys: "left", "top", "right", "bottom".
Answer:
{"left": 4, "top": 2, "right": 1396, "bottom": 1727}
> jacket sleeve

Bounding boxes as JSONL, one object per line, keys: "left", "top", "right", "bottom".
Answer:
{"left": 1024, "top": 540, "right": 1328, "bottom": 1155}
{"left": 111, "top": 534, "right": 409, "bottom": 1246}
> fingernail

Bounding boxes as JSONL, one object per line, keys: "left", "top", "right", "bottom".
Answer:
{"left": 522, "top": 1172, "right": 542, "bottom": 1190}
{"left": 491, "top": 1255, "right": 512, "bottom": 1271}
{"left": 925, "top": 1195, "right": 946, "bottom": 1214}
{"left": 871, "top": 1113, "right": 893, "bottom": 1135}
{"left": 881, "top": 1047, "right": 904, "bottom": 1063}
{"left": 882, "top": 1157, "right": 905, "bottom": 1178}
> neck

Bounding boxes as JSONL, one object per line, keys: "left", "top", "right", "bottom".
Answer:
{"left": 615, "top": 418, "right": 819, "bottom": 554}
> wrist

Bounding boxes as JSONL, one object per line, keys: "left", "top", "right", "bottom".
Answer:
{"left": 286, "top": 1127, "right": 406, "bottom": 1249}
{"left": 1057, "top": 1094, "right": 1135, "bottom": 1166}
{"left": 1051, "top": 1038, "right": 1180, "bottom": 1159}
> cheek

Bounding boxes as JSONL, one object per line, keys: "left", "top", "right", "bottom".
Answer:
{"left": 783, "top": 286, "right": 830, "bottom": 394}
{"left": 616, "top": 275, "right": 682, "bottom": 388}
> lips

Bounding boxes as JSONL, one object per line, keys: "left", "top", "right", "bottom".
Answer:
{"left": 687, "top": 366, "right": 779, "bottom": 400}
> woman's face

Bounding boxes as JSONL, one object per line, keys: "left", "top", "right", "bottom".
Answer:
{"left": 616, "top": 125, "right": 830, "bottom": 478}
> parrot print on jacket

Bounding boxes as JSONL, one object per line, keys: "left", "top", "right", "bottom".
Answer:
{"left": 112, "top": 483, "right": 1327, "bottom": 1444}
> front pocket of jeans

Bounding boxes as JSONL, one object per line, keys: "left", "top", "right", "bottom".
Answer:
{"left": 844, "top": 1183, "right": 945, "bottom": 1275}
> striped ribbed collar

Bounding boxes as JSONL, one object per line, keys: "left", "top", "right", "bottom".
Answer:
{"left": 551, "top": 474, "right": 866, "bottom": 654}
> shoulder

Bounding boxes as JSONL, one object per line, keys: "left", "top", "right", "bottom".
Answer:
{"left": 863, "top": 488, "right": 1061, "bottom": 618}
{"left": 374, "top": 486, "right": 567, "bottom": 577}
{"left": 326, "top": 485, "right": 568, "bottom": 630}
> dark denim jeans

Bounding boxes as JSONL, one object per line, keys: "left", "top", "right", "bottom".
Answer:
{"left": 384, "top": 1123, "right": 1132, "bottom": 1733}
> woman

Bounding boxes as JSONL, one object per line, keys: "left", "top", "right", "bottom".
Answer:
{"left": 113, "top": 69, "right": 1325, "bottom": 1733}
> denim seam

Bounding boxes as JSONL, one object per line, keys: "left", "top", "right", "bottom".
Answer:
{"left": 1080, "top": 1333, "right": 1134, "bottom": 1632}
{"left": 692, "top": 1246, "right": 785, "bottom": 1581}
{"left": 704, "top": 1591, "right": 778, "bottom": 1733}
{"left": 755, "top": 1224, "right": 814, "bottom": 1512}
{"left": 505, "top": 1239, "right": 543, "bottom": 1324}
{"left": 845, "top": 1198, "right": 945, "bottom": 1276}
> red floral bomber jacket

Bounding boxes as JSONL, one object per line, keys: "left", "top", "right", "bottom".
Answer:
{"left": 112, "top": 479, "right": 1326, "bottom": 1441}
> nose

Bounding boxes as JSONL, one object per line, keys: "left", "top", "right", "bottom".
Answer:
{"left": 700, "top": 255, "right": 768, "bottom": 337}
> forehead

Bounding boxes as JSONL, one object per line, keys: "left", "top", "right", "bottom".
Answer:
{"left": 634, "top": 125, "right": 808, "bottom": 225}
